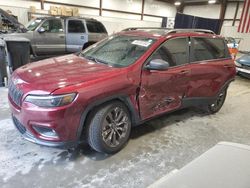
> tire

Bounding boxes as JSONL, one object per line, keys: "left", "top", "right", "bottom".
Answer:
{"left": 207, "top": 89, "right": 227, "bottom": 114}
{"left": 87, "top": 101, "right": 131, "bottom": 154}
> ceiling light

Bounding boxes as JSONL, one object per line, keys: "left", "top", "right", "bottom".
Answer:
{"left": 208, "top": 0, "right": 216, "bottom": 4}
{"left": 174, "top": 1, "right": 181, "bottom": 6}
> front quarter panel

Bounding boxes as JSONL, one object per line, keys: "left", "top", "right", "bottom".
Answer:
{"left": 52, "top": 68, "right": 140, "bottom": 140}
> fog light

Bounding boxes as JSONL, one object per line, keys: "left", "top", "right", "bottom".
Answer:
{"left": 32, "top": 125, "right": 59, "bottom": 138}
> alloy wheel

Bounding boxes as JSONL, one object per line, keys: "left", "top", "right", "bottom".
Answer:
{"left": 102, "top": 107, "right": 129, "bottom": 148}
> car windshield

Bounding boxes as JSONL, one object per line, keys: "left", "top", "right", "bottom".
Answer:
{"left": 80, "top": 35, "right": 156, "bottom": 67}
{"left": 26, "top": 18, "right": 43, "bottom": 31}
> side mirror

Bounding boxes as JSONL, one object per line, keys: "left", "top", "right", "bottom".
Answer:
{"left": 146, "top": 59, "right": 170, "bottom": 71}
{"left": 37, "top": 27, "right": 45, "bottom": 33}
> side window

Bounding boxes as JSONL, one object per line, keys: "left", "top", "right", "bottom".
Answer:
{"left": 150, "top": 37, "right": 188, "bottom": 67}
{"left": 68, "top": 20, "right": 85, "bottom": 33}
{"left": 40, "top": 19, "right": 63, "bottom": 33}
{"left": 191, "top": 37, "right": 229, "bottom": 62}
{"left": 86, "top": 21, "right": 107, "bottom": 33}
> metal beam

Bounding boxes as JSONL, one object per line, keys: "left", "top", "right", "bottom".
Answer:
{"left": 99, "top": 0, "right": 102, "bottom": 16}
{"left": 177, "top": 4, "right": 184, "bottom": 13}
{"left": 218, "top": 0, "right": 227, "bottom": 34}
{"left": 141, "top": 0, "right": 145, "bottom": 20}
{"left": 232, "top": 1, "right": 240, "bottom": 26}
{"left": 41, "top": 0, "right": 44, "bottom": 10}
{"left": 182, "top": 1, "right": 221, "bottom": 6}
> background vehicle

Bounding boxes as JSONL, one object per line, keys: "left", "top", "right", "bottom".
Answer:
{"left": 8, "top": 16, "right": 108, "bottom": 56}
{"left": 235, "top": 54, "right": 250, "bottom": 78}
{"left": 8, "top": 28, "right": 236, "bottom": 154}
{"left": 0, "top": 8, "right": 27, "bottom": 34}
{"left": 225, "top": 37, "right": 242, "bottom": 60}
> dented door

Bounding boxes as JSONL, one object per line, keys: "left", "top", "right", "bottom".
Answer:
{"left": 139, "top": 37, "right": 191, "bottom": 120}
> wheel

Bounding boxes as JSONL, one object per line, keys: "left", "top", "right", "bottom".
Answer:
{"left": 207, "top": 89, "right": 227, "bottom": 114}
{"left": 87, "top": 101, "right": 131, "bottom": 154}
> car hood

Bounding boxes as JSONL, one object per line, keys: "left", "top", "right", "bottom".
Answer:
{"left": 13, "top": 54, "right": 119, "bottom": 94}
{"left": 236, "top": 54, "right": 250, "bottom": 66}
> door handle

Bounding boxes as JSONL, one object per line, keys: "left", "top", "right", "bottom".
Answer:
{"left": 179, "top": 70, "right": 190, "bottom": 74}
{"left": 59, "top": 35, "right": 64, "bottom": 39}
{"left": 223, "top": 64, "right": 234, "bottom": 68}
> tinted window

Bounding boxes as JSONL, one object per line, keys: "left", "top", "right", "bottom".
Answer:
{"left": 86, "top": 21, "right": 107, "bottom": 33}
{"left": 150, "top": 37, "right": 188, "bottom": 67}
{"left": 41, "top": 19, "right": 63, "bottom": 33}
{"left": 191, "top": 37, "right": 229, "bottom": 62}
{"left": 68, "top": 20, "right": 85, "bottom": 33}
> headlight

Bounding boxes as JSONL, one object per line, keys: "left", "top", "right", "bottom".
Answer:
{"left": 24, "top": 93, "right": 77, "bottom": 107}
{"left": 234, "top": 61, "right": 242, "bottom": 67}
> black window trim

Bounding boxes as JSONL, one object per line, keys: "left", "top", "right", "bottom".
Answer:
{"left": 190, "top": 36, "right": 232, "bottom": 64}
{"left": 143, "top": 36, "right": 190, "bottom": 70}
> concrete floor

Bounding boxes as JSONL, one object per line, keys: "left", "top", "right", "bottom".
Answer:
{"left": 0, "top": 76, "right": 250, "bottom": 188}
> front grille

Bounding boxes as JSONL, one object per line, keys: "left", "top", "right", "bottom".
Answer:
{"left": 12, "top": 116, "right": 26, "bottom": 134}
{"left": 8, "top": 80, "right": 23, "bottom": 106}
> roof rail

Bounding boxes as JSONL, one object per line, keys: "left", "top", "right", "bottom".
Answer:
{"left": 122, "top": 27, "right": 215, "bottom": 34}
{"left": 167, "top": 29, "right": 215, "bottom": 34}
{"left": 122, "top": 27, "right": 170, "bottom": 31}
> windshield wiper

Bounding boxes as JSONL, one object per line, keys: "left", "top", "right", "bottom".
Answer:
{"left": 84, "top": 55, "right": 108, "bottom": 65}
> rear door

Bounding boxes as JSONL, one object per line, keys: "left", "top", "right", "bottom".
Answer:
{"left": 187, "top": 37, "right": 234, "bottom": 98}
{"left": 34, "top": 18, "right": 65, "bottom": 55}
{"left": 139, "top": 37, "right": 192, "bottom": 120}
{"left": 66, "top": 19, "right": 88, "bottom": 53}
{"left": 86, "top": 20, "right": 108, "bottom": 44}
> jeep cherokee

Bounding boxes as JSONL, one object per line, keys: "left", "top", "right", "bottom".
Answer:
{"left": 8, "top": 28, "right": 236, "bottom": 154}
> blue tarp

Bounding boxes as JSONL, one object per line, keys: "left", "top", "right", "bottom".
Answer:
{"left": 174, "top": 13, "right": 221, "bottom": 34}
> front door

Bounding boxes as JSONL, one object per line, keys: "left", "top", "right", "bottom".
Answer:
{"left": 34, "top": 18, "right": 65, "bottom": 55}
{"left": 139, "top": 37, "right": 191, "bottom": 120}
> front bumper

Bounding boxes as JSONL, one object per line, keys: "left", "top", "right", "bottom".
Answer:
{"left": 12, "top": 115, "right": 77, "bottom": 149}
{"left": 8, "top": 94, "right": 82, "bottom": 149}
{"left": 236, "top": 67, "right": 250, "bottom": 78}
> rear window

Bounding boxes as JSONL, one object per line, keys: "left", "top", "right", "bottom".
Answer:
{"left": 191, "top": 37, "right": 230, "bottom": 62}
{"left": 86, "top": 21, "right": 107, "bottom": 33}
{"left": 68, "top": 20, "right": 85, "bottom": 33}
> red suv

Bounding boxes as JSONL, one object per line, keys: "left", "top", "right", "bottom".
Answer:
{"left": 8, "top": 28, "right": 236, "bottom": 153}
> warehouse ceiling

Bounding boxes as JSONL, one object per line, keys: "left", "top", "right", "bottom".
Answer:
{"left": 157, "top": 0, "right": 244, "bottom": 3}
{"left": 156, "top": 0, "right": 219, "bottom": 4}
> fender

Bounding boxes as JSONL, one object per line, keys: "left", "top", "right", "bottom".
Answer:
{"left": 76, "top": 94, "right": 141, "bottom": 141}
